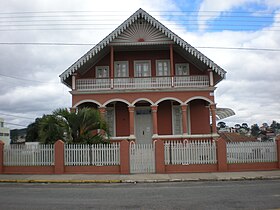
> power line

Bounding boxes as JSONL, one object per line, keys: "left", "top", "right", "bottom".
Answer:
{"left": 0, "top": 42, "right": 279, "bottom": 52}
{"left": 0, "top": 112, "right": 35, "bottom": 120}
{"left": 5, "top": 122, "right": 28, "bottom": 127}
{"left": 0, "top": 73, "right": 59, "bottom": 83}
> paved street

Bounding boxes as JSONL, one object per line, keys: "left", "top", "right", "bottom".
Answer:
{"left": 0, "top": 180, "right": 279, "bottom": 210}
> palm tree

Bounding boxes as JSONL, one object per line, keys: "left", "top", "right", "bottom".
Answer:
{"left": 52, "top": 107, "right": 109, "bottom": 144}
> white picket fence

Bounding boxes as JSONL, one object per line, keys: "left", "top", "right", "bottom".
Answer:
{"left": 4, "top": 144, "right": 54, "bottom": 166}
{"left": 64, "top": 143, "right": 120, "bottom": 166}
{"left": 227, "top": 141, "right": 277, "bottom": 163}
{"left": 164, "top": 140, "right": 217, "bottom": 165}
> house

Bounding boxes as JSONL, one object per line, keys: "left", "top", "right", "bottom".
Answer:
{"left": 219, "top": 132, "right": 257, "bottom": 143}
{"left": 0, "top": 118, "right": 10, "bottom": 145}
{"left": 60, "top": 8, "right": 232, "bottom": 144}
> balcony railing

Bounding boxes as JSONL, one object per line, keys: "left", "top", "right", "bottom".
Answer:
{"left": 76, "top": 75, "right": 209, "bottom": 91}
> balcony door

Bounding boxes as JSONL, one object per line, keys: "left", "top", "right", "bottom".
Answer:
{"left": 135, "top": 107, "right": 153, "bottom": 144}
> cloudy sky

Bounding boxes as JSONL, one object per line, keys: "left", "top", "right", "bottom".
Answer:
{"left": 0, "top": 0, "right": 279, "bottom": 129}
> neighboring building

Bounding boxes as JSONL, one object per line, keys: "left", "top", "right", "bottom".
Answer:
{"left": 60, "top": 9, "right": 232, "bottom": 143}
{"left": 0, "top": 118, "right": 10, "bottom": 145}
{"left": 219, "top": 132, "right": 257, "bottom": 142}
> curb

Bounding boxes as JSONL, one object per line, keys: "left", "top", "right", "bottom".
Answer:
{"left": 0, "top": 176, "right": 279, "bottom": 184}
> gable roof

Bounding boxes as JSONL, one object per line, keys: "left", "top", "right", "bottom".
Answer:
{"left": 60, "top": 8, "right": 226, "bottom": 85}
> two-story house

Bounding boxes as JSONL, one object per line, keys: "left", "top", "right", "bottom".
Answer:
{"left": 60, "top": 8, "right": 229, "bottom": 144}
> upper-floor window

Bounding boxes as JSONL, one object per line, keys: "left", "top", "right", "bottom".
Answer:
{"left": 175, "top": 63, "right": 189, "bottom": 76}
{"left": 134, "top": 60, "right": 151, "bottom": 77}
{"left": 115, "top": 61, "right": 129, "bottom": 78}
{"left": 96, "top": 66, "right": 109, "bottom": 78}
{"left": 156, "top": 60, "right": 170, "bottom": 76}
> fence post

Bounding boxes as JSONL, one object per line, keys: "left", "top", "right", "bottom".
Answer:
{"left": 276, "top": 136, "right": 280, "bottom": 169}
{"left": 216, "top": 137, "right": 227, "bottom": 172}
{"left": 120, "top": 140, "right": 130, "bottom": 174}
{"left": 0, "top": 141, "right": 4, "bottom": 174}
{"left": 155, "top": 140, "right": 165, "bottom": 173}
{"left": 54, "top": 140, "right": 65, "bottom": 174}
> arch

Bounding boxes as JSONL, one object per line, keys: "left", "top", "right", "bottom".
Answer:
{"left": 185, "top": 96, "right": 214, "bottom": 104}
{"left": 155, "top": 97, "right": 183, "bottom": 105}
{"left": 73, "top": 99, "right": 102, "bottom": 108}
{"left": 132, "top": 98, "right": 155, "bottom": 106}
{"left": 103, "top": 98, "right": 131, "bottom": 106}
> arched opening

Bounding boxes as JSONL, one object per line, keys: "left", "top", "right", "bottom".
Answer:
{"left": 157, "top": 99, "right": 182, "bottom": 135}
{"left": 188, "top": 99, "right": 211, "bottom": 134}
{"left": 77, "top": 102, "right": 98, "bottom": 110}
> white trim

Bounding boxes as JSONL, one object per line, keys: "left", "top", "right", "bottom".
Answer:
{"left": 114, "top": 61, "right": 129, "bottom": 78}
{"left": 134, "top": 60, "right": 151, "bottom": 77}
{"left": 132, "top": 98, "right": 155, "bottom": 105}
{"left": 155, "top": 97, "right": 183, "bottom": 105}
{"left": 102, "top": 98, "right": 131, "bottom": 106}
{"left": 156, "top": 59, "right": 170, "bottom": 76}
{"left": 185, "top": 96, "right": 214, "bottom": 104}
{"left": 73, "top": 99, "right": 102, "bottom": 108}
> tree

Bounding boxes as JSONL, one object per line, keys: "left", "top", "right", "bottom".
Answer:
{"left": 217, "top": 121, "right": 226, "bottom": 129}
{"left": 251, "top": 124, "right": 260, "bottom": 137}
{"left": 26, "top": 118, "right": 42, "bottom": 142}
{"left": 38, "top": 108, "right": 109, "bottom": 144}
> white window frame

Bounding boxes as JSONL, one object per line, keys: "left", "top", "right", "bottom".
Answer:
{"left": 175, "top": 63, "right": 190, "bottom": 76}
{"left": 106, "top": 107, "right": 115, "bottom": 137}
{"left": 96, "top": 66, "right": 109, "bottom": 78}
{"left": 114, "top": 61, "right": 129, "bottom": 78}
{"left": 156, "top": 60, "right": 170, "bottom": 76}
{"left": 172, "top": 105, "right": 183, "bottom": 135}
{"left": 134, "top": 60, "right": 151, "bottom": 77}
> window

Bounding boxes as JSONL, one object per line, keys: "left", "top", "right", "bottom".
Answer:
{"left": 96, "top": 66, "right": 109, "bottom": 78}
{"left": 134, "top": 60, "right": 151, "bottom": 77}
{"left": 106, "top": 107, "right": 115, "bottom": 137}
{"left": 172, "top": 106, "right": 182, "bottom": 135}
{"left": 114, "top": 61, "right": 129, "bottom": 78}
{"left": 175, "top": 63, "right": 189, "bottom": 76}
{"left": 156, "top": 60, "right": 170, "bottom": 76}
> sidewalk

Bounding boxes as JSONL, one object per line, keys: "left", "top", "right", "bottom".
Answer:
{"left": 0, "top": 170, "right": 279, "bottom": 183}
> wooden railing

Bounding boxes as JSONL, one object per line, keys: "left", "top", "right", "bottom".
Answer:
{"left": 76, "top": 75, "right": 209, "bottom": 91}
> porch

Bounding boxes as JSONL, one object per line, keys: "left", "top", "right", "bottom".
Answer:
{"left": 75, "top": 75, "right": 210, "bottom": 91}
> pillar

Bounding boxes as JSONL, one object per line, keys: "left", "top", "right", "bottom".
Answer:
{"left": 54, "top": 140, "right": 65, "bottom": 174}
{"left": 98, "top": 106, "right": 106, "bottom": 119}
{"left": 181, "top": 104, "right": 188, "bottom": 135}
{"left": 276, "top": 137, "right": 280, "bottom": 169}
{"left": 208, "top": 69, "right": 214, "bottom": 86}
{"left": 151, "top": 105, "right": 158, "bottom": 137}
{"left": 0, "top": 141, "right": 4, "bottom": 174}
{"left": 71, "top": 73, "right": 77, "bottom": 90}
{"left": 120, "top": 140, "right": 130, "bottom": 174}
{"left": 216, "top": 137, "right": 227, "bottom": 172}
{"left": 128, "top": 106, "right": 135, "bottom": 138}
{"left": 170, "top": 44, "right": 174, "bottom": 87}
{"left": 70, "top": 107, "right": 77, "bottom": 113}
{"left": 155, "top": 140, "right": 165, "bottom": 173}
{"left": 110, "top": 46, "right": 114, "bottom": 89}
{"left": 210, "top": 103, "right": 217, "bottom": 134}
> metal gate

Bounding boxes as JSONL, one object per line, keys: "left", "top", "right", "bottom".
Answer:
{"left": 130, "top": 143, "right": 155, "bottom": 174}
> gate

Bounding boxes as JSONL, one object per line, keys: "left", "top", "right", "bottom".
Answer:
{"left": 130, "top": 143, "right": 155, "bottom": 173}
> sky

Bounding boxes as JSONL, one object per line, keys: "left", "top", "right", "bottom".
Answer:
{"left": 0, "top": 0, "right": 280, "bottom": 130}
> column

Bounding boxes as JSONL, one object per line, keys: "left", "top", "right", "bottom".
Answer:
{"left": 0, "top": 141, "right": 4, "bottom": 174}
{"left": 128, "top": 106, "right": 135, "bottom": 139}
{"left": 54, "top": 140, "right": 65, "bottom": 174}
{"left": 170, "top": 44, "right": 175, "bottom": 87}
{"left": 210, "top": 103, "right": 217, "bottom": 134}
{"left": 110, "top": 46, "right": 114, "bottom": 89}
{"left": 208, "top": 69, "right": 214, "bottom": 86}
{"left": 71, "top": 73, "right": 77, "bottom": 90}
{"left": 98, "top": 106, "right": 106, "bottom": 119}
{"left": 181, "top": 104, "right": 188, "bottom": 135}
{"left": 151, "top": 105, "right": 158, "bottom": 137}
{"left": 70, "top": 107, "right": 77, "bottom": 113}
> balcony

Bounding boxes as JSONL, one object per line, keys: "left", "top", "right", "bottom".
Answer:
{"left": 75, "top": 75, "right": 210, "bottom": 91}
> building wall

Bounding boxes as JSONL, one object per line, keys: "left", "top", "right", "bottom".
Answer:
{"left": 189, "top": 100, "right": 211, "bottom": 134}
{"left": 78, "top": 50, "right": 206, "bottom": 79}
{"left": 0, "top": 118, "right": 10, "bottom": 145}
{"left": 115, "top": 102, "right": 130, "bottom": 137}
{"left": 158, "top": 101, "right": 172, "bottom": 135}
